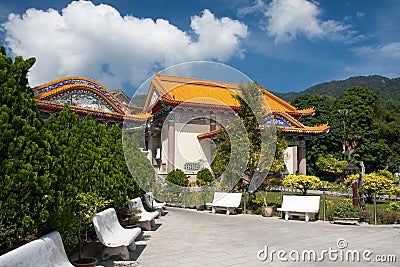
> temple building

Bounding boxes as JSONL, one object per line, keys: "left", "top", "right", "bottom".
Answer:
{"left": 142, "top": 73, "right": 329, "bottom": 179}
{"left": 33, "top": 74, "right": 329, "bottom": 180}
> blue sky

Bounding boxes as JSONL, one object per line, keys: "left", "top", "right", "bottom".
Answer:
{"left": 0, "top": 0, "right": 399, "bottom": 96}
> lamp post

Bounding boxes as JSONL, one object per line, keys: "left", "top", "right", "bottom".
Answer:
{"left": 242, "top": 179, "right": 249, "bottom": 215}
{"left": 341, "top": 162, "right": 359, "bottom": 206}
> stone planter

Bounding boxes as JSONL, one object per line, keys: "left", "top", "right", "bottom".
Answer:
{"left": 72, "top": 257, "right": 97, "bottom": 267}
{"left": 262, "top": 206, "right": 273, "bottom": 217}
{"left": 332, "top": 217, "right": 359, "bottom": 225}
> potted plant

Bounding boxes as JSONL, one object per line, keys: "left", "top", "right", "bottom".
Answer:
{"left": 72, "top": 192, "right": 111, "bottom": 267}
{"left": 261, "top": 191, "right": 273, "bottom": 217}
{"left": 327, "top": 199, "right": 360, "bottom": 225}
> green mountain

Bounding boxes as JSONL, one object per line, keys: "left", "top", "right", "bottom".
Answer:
{"left": 272, "top": 75, "right": 400, "bottom": 102}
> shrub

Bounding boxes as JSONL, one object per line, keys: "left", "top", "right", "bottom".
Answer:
{"left": 386, "top": 202, "right": 400, "bottom": 213}
{"left": 361, "top": 172, "right": 396, "bottom": 203}
{"left": 327, "top": 199, "right": 360, "bottom": 220}
{"left": 378, "top": 211, "right": 399, "bottom": 224}
{"left": 166, "top": 169, "right": 188, "bottom": 186}
{"left": 196, "top": 168, "right": 214, "bottom": 186}
{"left": 282, "top": 174, "right": 322, "bottom": 195}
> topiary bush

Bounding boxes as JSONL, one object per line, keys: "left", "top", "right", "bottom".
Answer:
{"left": 166, "top": 169, "right": 188, "bottom": 187}
{"left": 196, "top": 168, "right": 214, "bottom": 186}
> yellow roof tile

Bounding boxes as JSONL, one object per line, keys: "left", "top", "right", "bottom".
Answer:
{"left": 151, "top": 73, "right": 313, "bottom": 115}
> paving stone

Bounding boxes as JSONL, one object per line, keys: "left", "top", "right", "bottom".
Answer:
{"left": 98, "top": 207, "right": 400, "bottom": 266}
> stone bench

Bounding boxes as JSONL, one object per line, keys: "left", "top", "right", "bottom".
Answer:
{"left": 206, "top": 192, "right": 242, "bottom": 215}
{"left": 277, "top": 195, "right": 320, "bottom": 222}
{"left": 128, "top": 197, "right": 159, "bottom": 231}
{"left": 144, "top": 192, "right": 166, "bottom": 216}
{"left": 91, "top": 208, "right": 141, "bottom": 260}
{"left": 0, "top": 231, "right": 73, "bottom": 267}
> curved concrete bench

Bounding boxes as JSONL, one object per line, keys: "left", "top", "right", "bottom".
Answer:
{"left": 91, "top": 208, "right": 141, "bottom": 260}
{"left": 206, "top": 192, "right": 242, "bottom": 215}
{"left": 128, "top": 197, "right": 159, "bottom": 231}
{"left": 277, "top": 195, "right": 320, "bottom": 222}
{"left": 0, "top": 231, "right": 73, "bottom": 267}
{"left": 144, "top": 192, "right": 166, "bottom": 216}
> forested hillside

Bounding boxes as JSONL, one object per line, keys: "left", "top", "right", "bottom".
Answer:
{"left": 274, "top": 75, "right": 400, "bottom": 102}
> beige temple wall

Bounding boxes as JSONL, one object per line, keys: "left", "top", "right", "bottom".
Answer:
{"left": 160, "top": 121, "right": 211, "bottom": 176}
{"left": 175, "top": 123, "right": 211, "bottom": 171}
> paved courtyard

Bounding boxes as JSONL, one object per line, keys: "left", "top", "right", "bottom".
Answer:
{"left": 100, "top": 207, "right": 400, "bottom": 266}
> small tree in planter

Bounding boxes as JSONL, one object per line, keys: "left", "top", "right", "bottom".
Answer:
{"left": 196, "top": 168, "right": 214, "bottom": 186}
{"left": 196, "top": 169, "right": 214, "bottom": 210}
{"left": 327, "top": 199, "right": 360, "bottom": 223}
{"left": 166, "top": 169, "right": 188, "bottom": 187}
{"left": 73, "top": 192, "right": 111, "bottom": 267}
{"left": 261, "top": 191, "right": 273, "bottom": 217}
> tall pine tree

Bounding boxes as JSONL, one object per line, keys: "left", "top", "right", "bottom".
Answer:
{"left": 0, "top": 47, "right": 54, "bottom": 252}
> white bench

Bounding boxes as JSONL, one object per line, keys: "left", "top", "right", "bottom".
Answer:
{"left": 0, "top": 231, "right": 73, "bottom": 267}
{"left": 206, "top": 192, "right": 242, "bottom": 215}
{"left": 144, "top": 192, "right": 166, "bottom": 216}
{"left": 91, "top": 208, "right": 141, "bottom": 260}
{"left": 277, "top": 195, "right": 320, "bottom": 222}
{"left": 128, "top": 197, "right": 159, "bottom": 231}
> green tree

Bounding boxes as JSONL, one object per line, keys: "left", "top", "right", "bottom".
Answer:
{"left": 0, "top": 47, "right": 55, "bottom": 252}
{"left": 375, "top": 100, "right": 400, "bottom": 172}
{"left": 0, "top": 47, "right": 147, "bottom": 254}
{"left": 282, "top": 174, "right": 322, "bottom": 195}
{"left": 332, "top": 87, "right": 390, "bottom": 171}
{"left": 211, "top": 82, "right": 287, "bottom": 188}
{"left": 315, "top": 154, "right": 347, "bottom": 180}
{"left": 122, "top": 131, "right": 155, "bottom": 196}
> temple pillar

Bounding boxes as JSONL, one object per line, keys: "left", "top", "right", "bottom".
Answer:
{"left": 210, "top": 116, "right": 216, "bottom": 131}
{"left": 297, "top": 140, "right": 306, "bottom": 175}
{"left": 167, "top": 118, "right": 175, "bottom": 172}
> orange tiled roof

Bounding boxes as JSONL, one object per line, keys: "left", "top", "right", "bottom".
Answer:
{"left": 149, "top": 73, "right": 314, "bottom": 116}
{"left": 197, "top": 124, "right": 330, "bottom": 140}
{"left": 277, "top": 123, "right": 330, "bottom": 136}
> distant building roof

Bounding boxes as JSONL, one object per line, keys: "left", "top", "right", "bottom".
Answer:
{"left": 32, "top": 76, "right": 150, "bottom": 123}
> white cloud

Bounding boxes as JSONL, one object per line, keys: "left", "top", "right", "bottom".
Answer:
{"left": 356, "top": 12, "right": 365, "bottom": 19}
{"left": 2, "top": 1, "right": 248, "bottom": 91}
{"left": 354, "top": 42, "right": 400, "bottom": 59}
{"left": 266, "top": 0, "right": 322, "bottom": 42}
{"left": 345, "top": 42, "right": 400, "bottom": 78}
{"left": 263, "top": 0, "right": 361, "bottom": 43}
